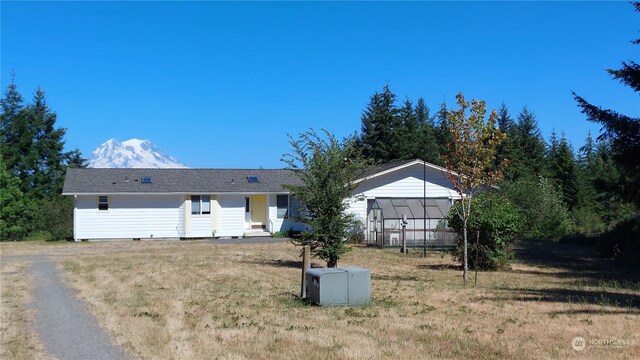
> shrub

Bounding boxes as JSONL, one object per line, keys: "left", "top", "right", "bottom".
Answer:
{"left": 448, "top": 193, "right": 521, "bottom": 270}
{"left": 503, "top": 177, "right": 572, "bottom": 241}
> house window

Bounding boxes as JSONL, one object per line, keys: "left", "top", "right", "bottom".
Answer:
{"left": 191, "top": 195, "right": 211, "bottom": 215}
{"left": 98, "top": 196, "right": 109, "bottom": 211}
{"left": 277, "top": 195, "right": 288, "bottom": 219}
{"left": 290, "top": 197, "right": 301, "bottom": 219}
{"left": 245, "top": 197, "right": 250, "bottom": 213}
{"left": 277, "top": 195, "right": 302, "bottom": 219}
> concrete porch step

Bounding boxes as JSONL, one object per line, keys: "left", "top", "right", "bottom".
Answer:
{"left": 243, "top": 230, "right": 272, "bottom": 238}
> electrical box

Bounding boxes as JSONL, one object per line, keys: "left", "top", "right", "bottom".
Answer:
{"left": 306, "top": 267, "right": 371, "bottom": 306}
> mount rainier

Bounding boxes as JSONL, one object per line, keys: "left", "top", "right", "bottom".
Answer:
{"left": 87, "top": 139, "right": 188, "bottom": 168}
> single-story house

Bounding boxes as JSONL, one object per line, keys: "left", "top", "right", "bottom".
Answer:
{"left": 62, "top": 159, "right": 462, "bottom": 245}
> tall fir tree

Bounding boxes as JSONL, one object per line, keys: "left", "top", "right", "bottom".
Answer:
{"left": 509, "top": 107, "right": 546, "bottom": 180}
{"left": 396, "top": 97, "right": 420, "bottom": 160}
{"left": 358, "top": 85, "right": 400, "bottom": 163}
{"left": 1, "top": 79, "right": 87, "bottom": 240}
{"left": 573, "top": 2, "right": 640, "bottom": 206}
{"left": 434, "top": 101, "right": 452, "bottom": 166}
{"left": 547, "top": 131, "right": 579, "bottom": 210}
{"left": 414, "top": 97, "right": 440, "bottom": 164}
{"left": 495, "top": 103, "right": 519, "bottom": 177}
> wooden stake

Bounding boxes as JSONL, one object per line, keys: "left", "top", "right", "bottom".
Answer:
{"left": 300, "top": 245, "right": 310, "bottom": 299}
{"left": 474, "top": 231, "right": 479, "bottom": 286}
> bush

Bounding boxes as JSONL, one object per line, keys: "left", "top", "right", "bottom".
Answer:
{"left": 448, "top": 193, "right": 521, "bottom": 270}
{"left": 503, "top": 177, "right": 572, "bottom": 241}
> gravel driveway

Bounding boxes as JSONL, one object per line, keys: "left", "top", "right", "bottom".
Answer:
{"left": 30, "top": 256, "right": 131, "bottom": 360}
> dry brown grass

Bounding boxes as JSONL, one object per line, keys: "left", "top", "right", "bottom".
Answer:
{"left": 0, "top": 259, "right": 51, "bottom": 360}
{"left": 47, "top": 240, "right": 640, "bottom": 360}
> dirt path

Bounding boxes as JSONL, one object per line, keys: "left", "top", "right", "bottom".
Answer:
{"left": 30, "top": 256, "right": 131, "bottom": 360}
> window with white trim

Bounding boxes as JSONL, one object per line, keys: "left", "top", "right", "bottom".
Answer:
{"left": 98, "top": 196, "right": 109, "bottom": 211}
{"left": 191, "top": 195, "right": 211, "bottom": 215}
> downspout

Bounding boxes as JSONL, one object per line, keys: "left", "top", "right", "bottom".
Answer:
{"left": 74, "top": 195, "right": 78, "bottom": 242}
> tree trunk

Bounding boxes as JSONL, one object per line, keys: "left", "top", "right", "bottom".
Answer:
{"left": 463, "top": 218, "right": 468, "bottom": 286}
{"left": 327, "top": 258, "right": 337, "bottom": 268}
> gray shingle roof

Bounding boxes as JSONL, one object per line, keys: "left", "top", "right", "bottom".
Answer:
{"left": 62, "top": 168, "right": 303, "bottom": 194}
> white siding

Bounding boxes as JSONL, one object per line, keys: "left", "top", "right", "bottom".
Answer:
{"left": 188, "top": 215, "right": 212, "bottom": 238}
{"left": 345, "top": 197, "right": 367, "bottom": 225}
{"left": 75, "top": 194, "right": 182, "bottom": 240}
{"left": 216, "top": 194, "right": 245, "bottom": 237}
{"left": 353, "top": 163, "right": 457, "bottom": 199}
{"left": 346, "top": 163, "right": 459, "bottom": 227}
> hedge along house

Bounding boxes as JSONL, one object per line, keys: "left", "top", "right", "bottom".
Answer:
{"left": 62, "top": 168, "right": 306, "bottom": 240}
{"left": 62, "top": 160, "right": 461, "bottom": 242}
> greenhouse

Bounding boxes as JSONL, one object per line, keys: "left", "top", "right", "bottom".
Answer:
{"left": 366, "top": 198, "right": 457, "bottom": 249}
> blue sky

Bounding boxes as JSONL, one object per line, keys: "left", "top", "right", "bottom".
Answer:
{"left": 2, "top": 1, "right": 638, "bottom": 168}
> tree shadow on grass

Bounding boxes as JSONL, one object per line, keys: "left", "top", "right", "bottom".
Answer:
{"left": 513, "top": 239, "right": 640, "bottom": 291}
{"left": 417, "top": 264, "right": 463, "bottom": 271}
{"left": 243, "top": 259, "right": 323, "bottom": 269}
{"left": 475, "top": 286, "right": 640, "bottom": 311}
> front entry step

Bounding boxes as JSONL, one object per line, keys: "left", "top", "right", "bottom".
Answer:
{"left": 243, "top": 230, "right": 272, "bottom": 238}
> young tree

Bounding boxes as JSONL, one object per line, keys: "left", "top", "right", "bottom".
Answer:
{"left": 282, "top": 129, "right": 367, "bottom": 267}
{"left": 443, "top": 93, "right": 507, "bottom": 285}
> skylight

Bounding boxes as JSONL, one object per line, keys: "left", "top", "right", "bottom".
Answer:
{"left": 141, "top": 176, "right": 153, "bottom": 184}
{"left": 247, "top": 175, "right": 259, "bottom": 183}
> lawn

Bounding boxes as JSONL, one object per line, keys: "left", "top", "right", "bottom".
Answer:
{"left": 1, "top": 239, "right": 639, "bottom": 359}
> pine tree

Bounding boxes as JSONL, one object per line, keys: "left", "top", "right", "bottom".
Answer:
{"left": 0, "top": 158, "right": 32, "bottom": 240}
{"left": 573, "top": 2, "right": 640, "bottom": 206}
{"left": 1, "top": 79, "right": 87, "bottom": 240}
{"left": 359, "top": 85, "right": 400, "bottom": 163}
{"left": 547, "top": 131, "right": 579, "bottom": 210}
{"left": 495, "top": 103, "right": 519, "bottom": 178}
{"left": 509, "top": 107, "right": 546, "bottom": 180}
{"left": 396, "top": 97, "right": 419, "bottom": 160}
{"left": 415, "top": 98, "right": 440, "bottom": 164}
{"left": 0, "top": 73, "right": 25, "bottom": 177}
{"left": 434, "top": 101, "right": 451, "bottom": 166}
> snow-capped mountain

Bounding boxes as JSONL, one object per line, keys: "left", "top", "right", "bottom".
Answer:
{"left": 87, "top": 139, "right": 188, "bottom": 168}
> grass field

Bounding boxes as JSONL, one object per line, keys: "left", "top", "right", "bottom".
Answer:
{"left": 1, "top": 239, "right": 639, "bottom": 359}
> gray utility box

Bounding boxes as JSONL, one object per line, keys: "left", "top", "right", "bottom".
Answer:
{"left": 306, "top": 267, "right": 371, "bottom": 306}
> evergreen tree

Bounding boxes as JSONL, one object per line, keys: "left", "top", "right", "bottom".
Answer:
{"left": 358, "top": 85, "right": 400, "bottom": 163}
{"left": 0, "top": 159, "right": 32, "bottom": 240}
{"left": 396, "top": 97, "right": 419, "bottom": 160}
{"left": 0, "top": 78, "right": 86, "bottom": 240}
{"left": 415, "top": 97, "right": 440, "bottom": 164}
{"left": 434, "top": 101, "right": 451, "bottom": 166}
{"left": 547, "top": 131, "right": 579, "bottom": 210}
{"left": 0, "top": 74, "right": 25, "bottom": 177}
{"left": 573, "top": 2, "right": 640, "bottom": 206}
{"left": 495, "top": 103, "right": 519, "bottom": 177}
{"left": 509, "top": 107, "right": 546, "bottom": 180}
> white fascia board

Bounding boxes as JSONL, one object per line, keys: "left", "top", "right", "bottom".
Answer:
{"left": 62, "top": 191, "right": 291, "bottom": 196}
{"left": 353, "top": 159, "right": 457, "bottom": 184}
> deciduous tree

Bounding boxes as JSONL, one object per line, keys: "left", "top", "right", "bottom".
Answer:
{"left": 443, "top": 93, "right": 507, "bottom": 285}
{"left": 282, "top": 129, "right": 367, "bottom": 267}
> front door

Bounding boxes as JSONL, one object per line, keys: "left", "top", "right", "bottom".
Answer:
{"left": 249, "top": 195, "right": 266, "bottom": 229}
